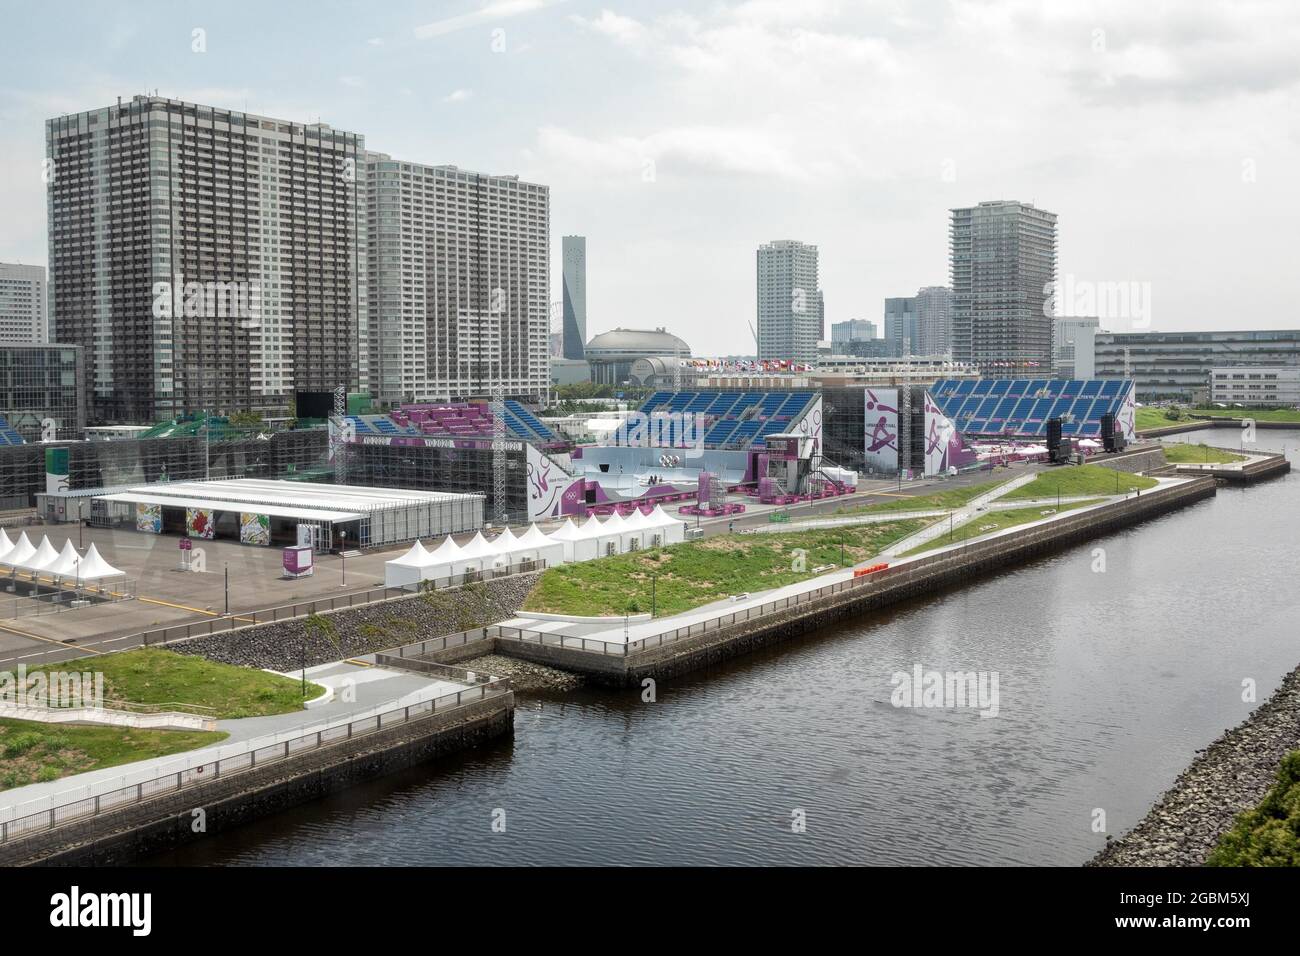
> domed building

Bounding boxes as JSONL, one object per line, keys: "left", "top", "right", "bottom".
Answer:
{"left": 584, "top": 328, "right": 692, "bottom": 386}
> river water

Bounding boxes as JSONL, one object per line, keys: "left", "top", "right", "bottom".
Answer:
{"left": 152, "top": 427, "right": 1299, "bottom": 866}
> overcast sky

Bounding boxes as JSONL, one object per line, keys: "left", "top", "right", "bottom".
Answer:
{"left": 2, "top": 0, "right": 1297, "bottom": 355}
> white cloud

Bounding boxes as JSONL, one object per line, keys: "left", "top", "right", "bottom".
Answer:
{"left": 339, "top": 75, "right": 365, "bottom": 88}
{"left": 415, "top": 0, "right": 569, "bottom": 39}
{"left": 443, "top": 89, "right": 473, "bottom": 103}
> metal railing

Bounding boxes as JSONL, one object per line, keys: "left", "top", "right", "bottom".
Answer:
{"left": 0, "top": 678, "right": 511, "bottom": 846}
{"left": 131, "top": 562, "right": 547, "bottom": 650}
{"left": 464, "top": 478, "right": 1210, "bottom": 660}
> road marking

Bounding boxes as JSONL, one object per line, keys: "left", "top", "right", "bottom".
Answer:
{"left": 344, "top": 659, "right": 375, "bottom": 668}
{"left": 0, "top": 620, "right": 105, "bottom": 655}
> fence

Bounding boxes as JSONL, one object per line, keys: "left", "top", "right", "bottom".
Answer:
{"left": 3, "top": 577, "right": 137, "bottom": 620}
{"left": 460, "top": 479, "right": 1212, "bottom": 660}
{"left": 0, "top": 678, "right": 510, "bottom": 846}
{"left": 131, "top": 562, "right": 547, "bottom": 649}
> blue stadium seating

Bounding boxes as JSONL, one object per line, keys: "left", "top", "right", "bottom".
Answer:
{"left": 613, "top": 389, "right": 819, "bottom": 449}
{"left": 929, "top": 378, "right": 1131, "bottom": 438}
{"left": 0, "top": 415, "right": 24, "bottom": 446}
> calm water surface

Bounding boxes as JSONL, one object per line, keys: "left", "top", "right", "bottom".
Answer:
{"left": 151, "top": 428, "right": 1300, "bottom": 866}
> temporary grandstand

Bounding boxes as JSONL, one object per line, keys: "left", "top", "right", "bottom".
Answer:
{"left": 610, "top": 389, "right": 821, "bottom": 449}
{"left": 344, "top": 399, "right": 559, "bottom": 446}
{"left": 0, "top": 415, "right": 24, "bottom": 446}
{"left": 928, "top": 378, "right": 1136, "bottom": 440}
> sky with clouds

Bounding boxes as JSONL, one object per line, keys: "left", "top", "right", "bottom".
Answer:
{"left": 1, "top": 0, "right": 1297, "bottom": 355}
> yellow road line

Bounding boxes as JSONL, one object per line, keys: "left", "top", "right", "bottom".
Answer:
{"left": 344, "top": 659, "right": 375, "bottom": 668}
{"left": 0, "top": 620, "right": 105, "bottom": 655}
{"left": 136, "top": 596, "right": 256, "bottom": 624}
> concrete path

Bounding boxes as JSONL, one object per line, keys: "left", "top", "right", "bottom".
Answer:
{"left": 879, "top": 473, "right": 1039, "bottom": 557}
{"left": 0, "top": 660, "right": 474, "bottom": 821}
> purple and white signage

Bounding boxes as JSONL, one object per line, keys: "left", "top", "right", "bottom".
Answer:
{"left": 863, "top": 388, "right": 899, "bottom": 473}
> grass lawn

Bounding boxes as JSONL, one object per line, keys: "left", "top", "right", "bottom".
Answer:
{"left": 1002, "top": 464, "right": 1157, "bottom": 500}
{"left": 1190, "top": 406, "right": 1300, "bottom": 422}
{"left": 838, "top": 480, "right": 1004, "bottom": 516}
{"left": 1162, "top": 442, "right": 1246, "bottom": 465}
{"left": 0, "top": 717, "right": 226, "bottom": 792}
{"left": 902, "top": 499, "right": 1105, "bottom": 556}
{"left": 1136, "top": 406, "right": 1189, "bottom": 432}
{"left": 29, "top": 649, "right": 319, "bottom": 719}
{"left": 522, "top": 521, "right": 928, "bottom": 617}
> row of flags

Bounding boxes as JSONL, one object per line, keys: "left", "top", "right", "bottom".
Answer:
{"left": 682, "top": 358, "right": 816, "bottom": 372}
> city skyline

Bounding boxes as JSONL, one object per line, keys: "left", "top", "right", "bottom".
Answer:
{"left": 2, "top": 1, "right": 1299, "bottom": 357}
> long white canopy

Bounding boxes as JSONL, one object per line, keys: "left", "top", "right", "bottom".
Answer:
{"left": 427, "top": 535, "right": 463, "bottom": 563}
{"left": 388, "top": 539, "right": 431, "bottom": 568}
{"left": 547, "top": 518, "right": 586, "bottom": 542}
{"left": 456, "top": 532, "right": 501, "bottom": 561}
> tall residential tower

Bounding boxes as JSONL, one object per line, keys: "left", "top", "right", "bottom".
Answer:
{"left": 949, "top": 201, "right": 1057, "bottom": 376}
{"left": 366, "top": 155, "right": 550, "bottom": 405}
{"left": 46, "top": 95, "right": 367, "bottom": 423}
{"left": 756, "top": 239, "right": 823, "bottom": 363}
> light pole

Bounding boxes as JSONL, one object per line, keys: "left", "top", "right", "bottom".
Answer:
{"left": 340, "top": 530, "right": 347, "bottom": 587}
{"left": 224, "top": 563, "right": 229, "bottom": 615}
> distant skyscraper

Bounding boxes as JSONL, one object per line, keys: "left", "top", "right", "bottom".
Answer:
{"left": 831, "top": 319, "right": 877, "bottom": 344}
{"left": 915, "top": 286, "right": 952, "bottom": 357}
{"left": 47, "top": 95, "right": 367, "bottom": 424}
{"left": 884, "top": 297, "right": 919, "bottom": 357}
{"left": 950, "top": 200, "right": 1057, "bottom": 376}
{"left": 366, "top": 154, "right": 550, "bottom": 404}
{"left": 562, "top": 236, "right": 587, "bottom": 361}
{"left": 756, "top": 240, "right": 823, "bottom": 363}
{"left": 0, "top": 263, "right": 46, "bottom": 344}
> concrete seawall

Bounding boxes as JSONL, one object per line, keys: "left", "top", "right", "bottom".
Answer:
{"left": 413, "top": 478, "right": 1218, "bottom": 686}
{"left": 0, "top": 693, "right": 514, "bottom": 867}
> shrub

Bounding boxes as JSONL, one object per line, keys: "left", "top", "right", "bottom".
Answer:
{"left": 1207, "top": 750, "right": 1300, "bottom": 866}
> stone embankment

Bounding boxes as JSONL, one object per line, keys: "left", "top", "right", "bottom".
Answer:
{"left": 462, "top": 654, "right": 584, "bottom": 692}
{"left": 168, "top": 575, "right": 538, "bottom": 671}
{"left": 1089, "top": 661, "right": 1300, "bottom": 867}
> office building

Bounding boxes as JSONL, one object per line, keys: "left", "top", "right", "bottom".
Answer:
{"left": 757, "top": 240, "right": 823, "bottom": 364}
{"left": 0, "top": 263, "right": 46, "bottom": 343}
{"left": 884, "top": 297, "right": 919, "bottom": 357}
{"left": 562, "top": 236, "right": 587, "bottom": 361}
{"left": 1209, "top": 366, "right": 1300, "bottom": 408}
{"left": 1053, "top": 316, "right": 1101, "bottom": 379}
{"left": 1095, "top": 329, "right": 1300, "bottom": 400}
{"left": 830, "top": 319, "right": 877, "bottom": 345}
{"left": 366, "top": 154, "right": 550, "bottom": 405}
{"left": 0, "top": 343, "right": 86, "bottom": 442}
{"left": 950, "top": 201, "right": 1057, "bottom": 376}
{"left": 47, "top": 95, "right": 367, "bottom": 425}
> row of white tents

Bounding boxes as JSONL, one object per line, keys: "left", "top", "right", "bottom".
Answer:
{"left": 0, "top": 530, "right": 126, "bottom": 587}
{"left": 385, "top": 504, "right": 687, "bottom": 588}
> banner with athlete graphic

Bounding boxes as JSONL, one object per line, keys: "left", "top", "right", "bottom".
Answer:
{"left": 863, "top": 388, "right": 899, "bottom": 473}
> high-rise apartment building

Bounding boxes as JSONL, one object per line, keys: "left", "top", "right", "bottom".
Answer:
{"left": 915, "top": 285, "right": 952, "bottom": 357}
{"left": 949, "top": 201, "right": 1057, "bottom": 376}
{"left": 756, "top": 240, "right": 823, "bottom": 363}
{"left": 562, "top": 236, "right": 587, "bottom": 361}
{"left": 366, "top": 154, "right": 550, "bottom": 405}
{"left": 47, "top": 95, "right": 367, "bottom": 424}
{"left": 0, "top": 263, "right": 46, "bottom": 344}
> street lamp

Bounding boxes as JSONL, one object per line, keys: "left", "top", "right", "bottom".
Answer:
{"left": 340, "top": 530, "right": 347, "bottom": 587}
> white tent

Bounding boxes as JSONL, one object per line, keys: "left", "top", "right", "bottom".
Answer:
{"left": 451, "top": 531, "right": 505, "bottom": 576}
{"left": 419, "top": 535, "right": 464, "bottom": 584}
{"left": 384, "top": 539, "right": 431, "bottom": 588}
{"left": 649, "top": 503, "right": 687, "bottom": 544}
{"left": 547, "top": 518, "right": 599, "bottom": 563}
{"left": 45, "top": 541, "right": 83, "bottom": 581}
{"left": 492, "top": 527, "right": 520, "bottom": 555}
{"left": 582, "top": 514, "right": 622, "bottom": 557}
{"left": 23, "top": 536, "right": 60, "bottom": 574}
{"left": 603, "top": 508, "right": 648, "bottom": 551}
{"left": 3, "top": 532, "right": 36, "bottom": 570}
{"left": 0, "top": 529, "right": 13, "bottom": 564}
{"left": 512, "top": 523, "right": 566, "bottom": 569}
{"left": 76, "top": 544, "right": 125, "bottom": 583}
